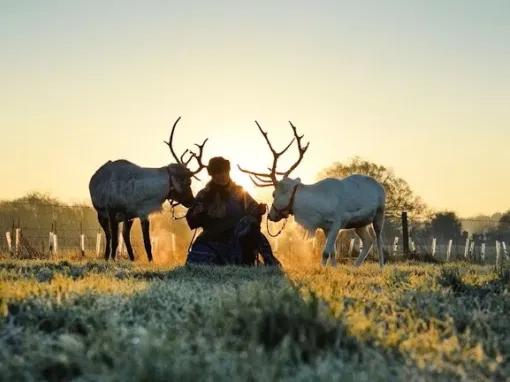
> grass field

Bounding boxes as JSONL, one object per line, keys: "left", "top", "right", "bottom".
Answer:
{"left": 1, "top": 257, "right": 509, "bottom": 381}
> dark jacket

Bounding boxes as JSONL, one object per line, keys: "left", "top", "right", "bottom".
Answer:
{"left": 186, "top": 181, "right": 262, "bottom": 243}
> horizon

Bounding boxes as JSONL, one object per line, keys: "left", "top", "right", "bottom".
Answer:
{"left": 1, "top": 1, "right": 509, "bottom": 216}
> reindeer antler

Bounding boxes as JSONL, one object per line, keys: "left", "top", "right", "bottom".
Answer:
{"left": 164, "top": 117, "right": 209, "bottom": 177}
{"left": 164, "top": 117, "right": 185, "bottom": 164}
{"left": 188, "top": 138, "right": 209, "bottom": 176}
{"left": 277, "top": 121, "right": 310, "bottom": 178}
{"left": 238, "top": 120, "right": 308, "bottom": 187}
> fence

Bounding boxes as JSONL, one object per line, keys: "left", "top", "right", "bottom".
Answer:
{"left": 2, "top": 203, "right": 510, "bottom": 266}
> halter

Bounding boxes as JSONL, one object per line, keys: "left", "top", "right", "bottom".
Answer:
{"left": 265, "top": 183, "right": 299, "bottom": 237}
{"left": 166, "top": 167, "right": 187, "bottom": 220}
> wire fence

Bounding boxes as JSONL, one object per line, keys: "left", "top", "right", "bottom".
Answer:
{"left": 2, "top": 202, "right": 510, "bottom": 266}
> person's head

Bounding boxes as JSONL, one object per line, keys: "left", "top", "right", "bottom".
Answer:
{"left": 207, "top": 157, "right": 231, "bottom": 186}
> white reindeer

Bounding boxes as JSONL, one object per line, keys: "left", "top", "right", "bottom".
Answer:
{"left": 239, "top": 121, "right": 386, "bottom": 267}
{"left": 89, "top": 117, "right": 208, "bottom": 262}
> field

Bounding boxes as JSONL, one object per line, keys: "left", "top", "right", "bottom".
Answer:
{"left": 1, "top": 257, "right": 509, "bottom": 381}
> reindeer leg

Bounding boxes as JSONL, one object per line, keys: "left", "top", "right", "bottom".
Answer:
{"left": 322, "top": 223, "right": 342, "bottom": 267}
{"left": 141, "top": 217, "right": 153, "bottom": 262}
{"left": 109, "top": 213, "right": 119, "bottom": 261}
{"left": 98, "top": 214, "right": 111, "bottom": 260}
{"left": 373, "top": 209, "right": 385, "bottom": 268}
{"left": 122, "top": 219, "right": 135, "bottom": 261}
{"left": 354, "top": 226, "right": 374, "bottom": 267}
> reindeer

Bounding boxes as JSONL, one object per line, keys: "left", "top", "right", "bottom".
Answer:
{"left": 238, "top": 121, "right": 386, "bottom": 267}
{"left": 89, "top": 117, "right": 208, "bottom": 262}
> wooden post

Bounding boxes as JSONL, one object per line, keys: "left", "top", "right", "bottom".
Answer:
{"left": 503, "top": 242, "right": 509, "bottom": 260}
{"left": 53, "top": 221, "right": 58, "bottom": 255}
{"left": 410, "top": 239, "right": 416, "bottom": 253}
{"left": 401, "top": 212, "right": 410, "bottom": 257}
{"left": 446, "top": 239, "right": 453, "bottom": 261}
{"left": 53, "top": 233, "right": 58, "bottom": 255}
{"left": 96, "top": 231, "right": 101, "bottom": 256}
{"left": 348, "top": 238, "right": 355, "bottom": 257}
{"left": 496, "top": 241, "right": 501, "bottom": 268}
{"left": 5, "top": 231, "right": 12, "bottom": 254}
{"left": 15, "top": 228, "right": 21, "bottom": 256}
{"left": 464, "top": 238, "right": 470, "bottom": 258}
{"left": 49, "top": 222, "right": 54, "bottom": 255}
{"left": 431, "top": 237, "right": 436, "bottom": 257}
{"left": 80, "top": 234, "right": 85, "bottom": 257}
{"left": 117, "top": 231, "right": 124, "bottom": 258}
{"left": 80, "top": 221, "right": 85, "bottom": 257}
{"left": 393, "top": 236, "right": 399, "bottom": 256}
{"left": 469, "top": 241, "right": 475, "bottom": 259}
{"left": 480, "top": 243, "right": 486, "bottom": 263}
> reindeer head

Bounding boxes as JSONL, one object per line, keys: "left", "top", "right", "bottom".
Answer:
{"left": 238, "top": 121, "right": 309, "bottom": 222}
{"left": 164, "top": 117, "right": 208, "bottom": 208}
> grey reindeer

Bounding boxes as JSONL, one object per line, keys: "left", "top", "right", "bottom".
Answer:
{"left": 89, "top": 117, "right": 208, "bottom": 262}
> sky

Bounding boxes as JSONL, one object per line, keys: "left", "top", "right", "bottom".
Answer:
{"left": 0, "top": 0, "right": 509, "bottom": 217}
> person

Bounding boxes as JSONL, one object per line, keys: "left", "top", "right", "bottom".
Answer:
{"left": 185, "top": 156, "right": 280, "bottom": 266}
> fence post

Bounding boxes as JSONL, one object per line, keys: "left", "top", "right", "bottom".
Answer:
{"left": 464, "top": 238, "right": 470, "bottom": 259}
{"left": 348, "top": 238, "right": 355, "bottom": 257}
{"left": 53, "top": 233, "right": 58, "bottom": 255}
{"left": 410, "top": 239, "right": 416, "bottom": 253}
{"left": 496, "top": 241, "right": 501, "bottom": 268}
{"left": 481, "top": 243, "right": 486, "bottom": 263}
{"left": 401, "top": 212, "right": 410, "bottom": 257}
{"left": 53, "top": 221, "right": 58, "bottom": 255}
{"left": 15, "top": 227, "right": 21, "bottom": 256}
{"left": 5, "top": 231, "right": 12, "bottom": 254}
{"left": 117, "top": 231, "right": 124, "bottom": 258}
{"left": 80, "top": 221, "right": 85, "bottom": 257}
{"left": 431, "top": 238, "right": 436, "bottom": 257}
{"left": 393, "top": 236, "right": 399, "bottom": 256}
{"left": 469, "top": 240, "right": 475, "bottom": 259}
{"left": 503, "top": 242, "right": 509, "bottom": 260}
{"left": 96, "top": 230, "right": 102, "bottom": 256}
{"left": 446, "top": 239, "right": 453, "bottom": 262}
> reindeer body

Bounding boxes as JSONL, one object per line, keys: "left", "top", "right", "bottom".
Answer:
{"left": 238, "top": 120, "right": 386, "bottom": 267}
{"left": 284, "top": 175, "right": 386, "bottom": 267}
{"left": 89, "top": 117, "right": 208, "bottom": 262}
{"left": 90, "top": 160, "right": 175, "bottom": 221}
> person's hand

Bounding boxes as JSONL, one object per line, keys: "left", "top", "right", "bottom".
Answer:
{"left": 192, "top": 204, "right": 206, "bottom": 215}
{"left": 257, "top": 203, "right": 267, "bottom": 215}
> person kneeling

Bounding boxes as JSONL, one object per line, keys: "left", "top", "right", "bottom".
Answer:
{"left": 185, "top": 156, "right": 280, "bottom": 266}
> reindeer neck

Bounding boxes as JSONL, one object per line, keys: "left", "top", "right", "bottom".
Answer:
{"left": 291, "top": 183, "right": 323, "bottom": 231}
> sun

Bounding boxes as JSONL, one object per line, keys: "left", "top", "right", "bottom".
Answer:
{"left": 231, "top": 166, "right": 257, "bottom": 195}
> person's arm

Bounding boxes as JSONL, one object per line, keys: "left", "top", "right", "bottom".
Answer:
{"left": 185, "top": 191, "right": 209, "bottom": 229}
{"left": 242, "top": 189, "right": 267, "bottom": 219}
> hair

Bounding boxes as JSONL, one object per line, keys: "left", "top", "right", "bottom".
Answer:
{"left": 207, "top": 157, "right": 231, "bottom": 175}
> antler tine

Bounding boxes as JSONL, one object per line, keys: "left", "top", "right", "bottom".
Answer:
{"left": 189, "top": 138, "right": 209, "bottom": 175}
{"left": 237, "top": 165, "right": 273, "bottom": 179}
{"left": 180, "top": 149, "right": 190, "bottom": 164}
{"left": 254, "top": 120, "right": 295, "bottom": 184}
{"left": 280, "top": 121, "right": 310, "bottom": 178}
{"left": 248, "top": 174, "right": 275, "bottom": 188}
{"left": 164, "top": 116, "right": 183, "bottom": 164}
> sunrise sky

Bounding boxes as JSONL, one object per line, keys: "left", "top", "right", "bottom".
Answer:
{"left": 1, "top": 1, "right": 509, "bottom": 216}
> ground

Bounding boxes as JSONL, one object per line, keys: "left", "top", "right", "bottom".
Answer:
{"left": 0, "top": 258, "right": 509, "bottom": 381}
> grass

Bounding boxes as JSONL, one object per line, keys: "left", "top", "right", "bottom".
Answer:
{"left": 1, "top": 257, "right": 509, "bottom": 381}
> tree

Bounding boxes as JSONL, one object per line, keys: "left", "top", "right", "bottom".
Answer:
{"left": 317, "top": 157, "right": 427, "bottom": 220}
{"left": 430, "top": 211, "right": 462, "bottom": 242}
{"left": 496, "top": 210, "right": 510, "bottom": 241}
